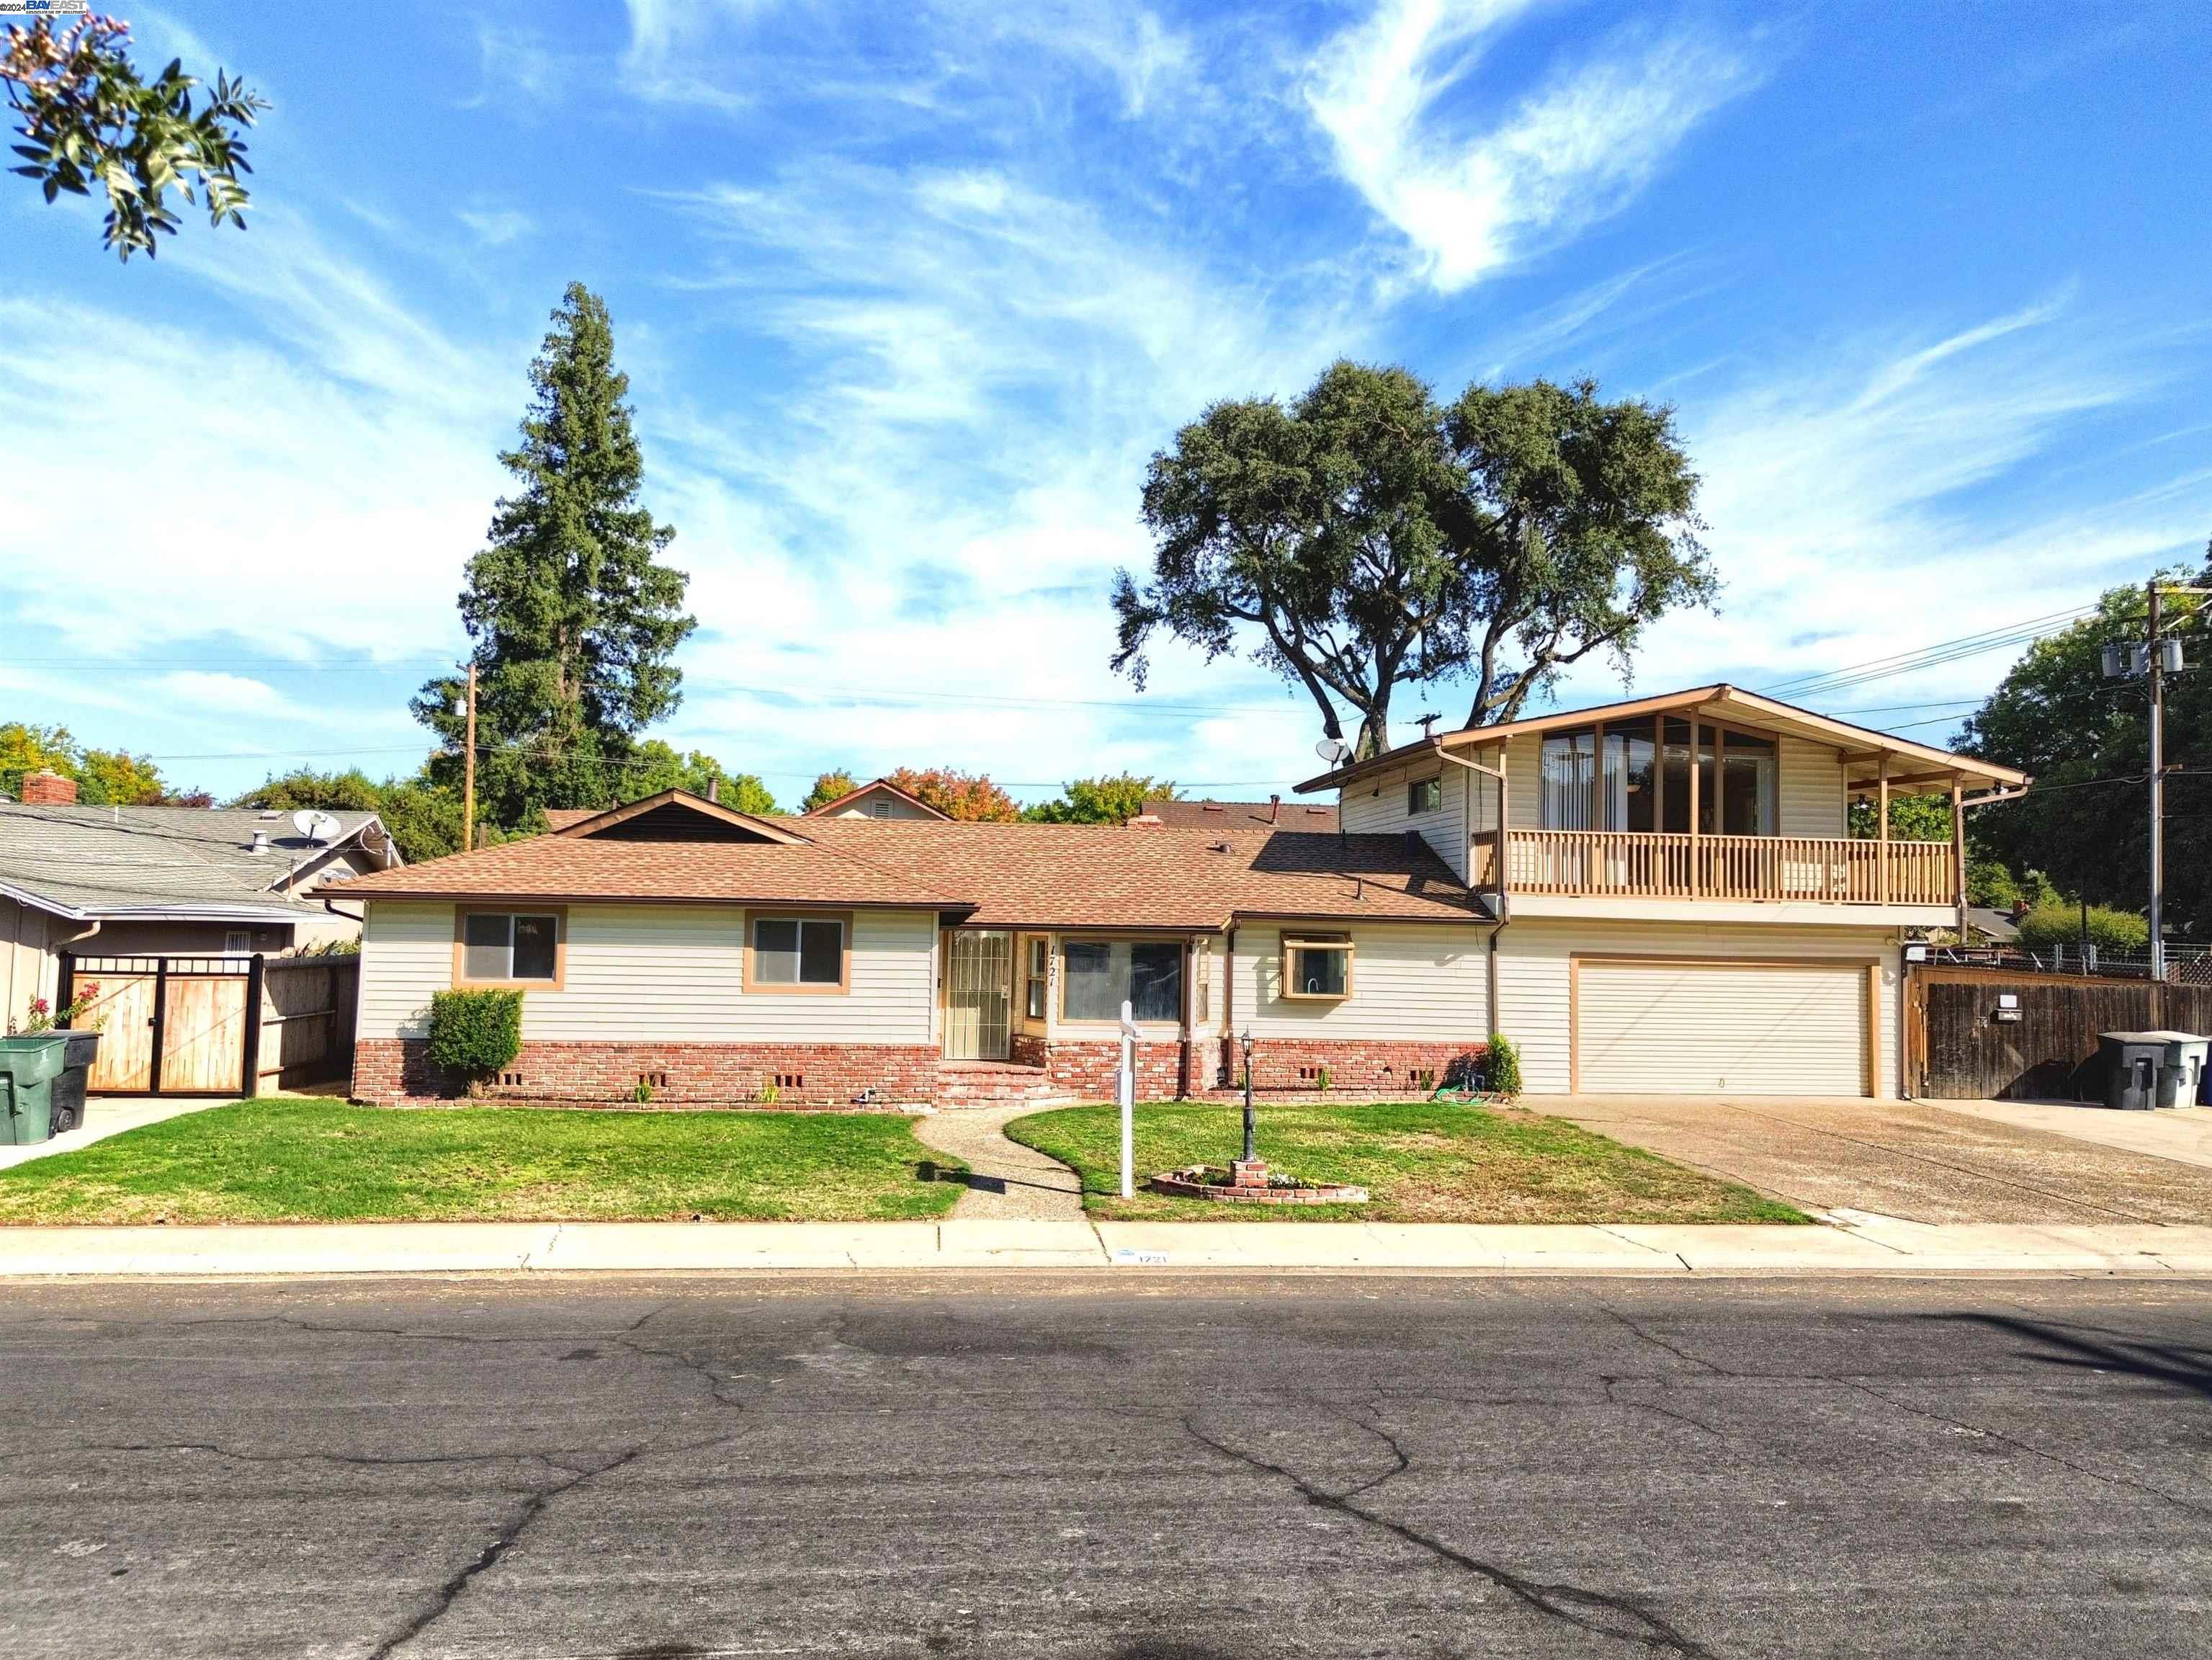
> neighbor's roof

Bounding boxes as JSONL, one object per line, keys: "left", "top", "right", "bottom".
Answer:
{"left": 340, "top": 797, "right": 1484, "bottom": 929}
{"left": 1142, "top": 798, "right": 1339, "bottom": 833}
{"left": 1296, "top": 683, "right": 2031, "bottom": 795}
{"left": 802, "top": 778, "right": 951, "bottom": 819}
{"left": 0, "top": 805, "right": 390, "bottom": 922}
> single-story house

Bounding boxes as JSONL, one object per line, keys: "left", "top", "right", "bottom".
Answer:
{"left": 339, "top": 684, "right": 2025, "bottom": 1107}
{"left": 0, "top": 776, "right": 399, "bottom": 1023}
{"left": 804, "top": 778, "right": 950, "bottom": 821}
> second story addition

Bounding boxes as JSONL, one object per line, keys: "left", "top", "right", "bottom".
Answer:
{"left": 1299, "top": 684, "right": 2028, "bottom": 927}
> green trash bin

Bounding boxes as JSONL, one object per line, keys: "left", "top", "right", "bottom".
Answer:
{"left": 0, "top": 1035, "right": 71, "bottom": 1146}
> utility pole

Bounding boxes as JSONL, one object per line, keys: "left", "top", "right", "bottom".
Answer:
{"left": 462, "top": 661, "right": 478, "bottom": 854}
{"left": 2147, "top": 580, "right": 2164, "bottom": 983}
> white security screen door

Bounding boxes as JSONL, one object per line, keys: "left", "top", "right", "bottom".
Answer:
{"left": 944, "top": 931, "right": 1013, "bottom": 1060}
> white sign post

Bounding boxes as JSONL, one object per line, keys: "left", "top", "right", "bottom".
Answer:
{"left": 1117, "top": 999, "right": 1139, "bottom": 1200}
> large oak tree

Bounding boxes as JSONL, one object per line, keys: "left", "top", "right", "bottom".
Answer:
{"left": 1111, "top": 362, "right": 1712, "bottom": 758}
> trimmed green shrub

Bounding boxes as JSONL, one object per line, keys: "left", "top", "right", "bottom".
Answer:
{"left": 1484, "top": 1034, "right": 1523, "bottom": 1098}
{"left": 2016, "top": 901, "right": 2149, "bottom": 955}
{"left": 426, "top": 989, "right": 523, "bottom": 1094}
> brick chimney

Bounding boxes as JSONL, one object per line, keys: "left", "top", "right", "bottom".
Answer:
{"left": 21, "top": 770, "right": 77, "bottom": 804}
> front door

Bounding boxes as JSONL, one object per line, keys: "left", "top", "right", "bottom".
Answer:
{"left": 944, "top": 931, "right": 1012, "bottom": 1061}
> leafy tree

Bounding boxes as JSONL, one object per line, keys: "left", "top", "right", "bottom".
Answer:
{"left": 1963, "top": 562, "right": 2211, "bottom": 934}
{"left": 4, "top": 14, "right": 265, "bottom": 261}
{"left": 1845, "top": 794, "right": 1953, "bottom": 842}
{"left": 1024, "top": 774, "right": 1175, "bottom": 825}
{"left": 1, "top": 720, "right": 197, "bottom": 804}
{"left": 228, "top": 767, "right": 388, "bottom": 815}
{"left": 1112, "top": 362, "right": 1711, "bottom": 758}
{"left": 622, "top": 741, "right": 776, "bottom": 813}
{"left": 800, "top": 769, "right": 858, "bottom": 813}
{"left": 1446, "top": 378, "right": 1712, "bottom": 727}
{"left": 1114, "top": 362, "right": 1467, "bottom": 759}
{"left": 413, "top": 283, "right": 695, "bottom": 836}
{"left": 2016, "top": 901, "right": 2149, "bottom": 955}
{"left": 884, "top": 766, "right": 1021, "bottom": 823}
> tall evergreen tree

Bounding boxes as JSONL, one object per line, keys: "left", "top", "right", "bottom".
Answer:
{"left": 414, "top": 283, "right": 695, "bottom": 833}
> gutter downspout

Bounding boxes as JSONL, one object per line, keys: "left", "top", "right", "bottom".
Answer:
{"left": 49, "top": 918, "right": 102, "bottom": 1014}
{"left": 1433, "top": 747, "right": 1510, "bottom": 1036}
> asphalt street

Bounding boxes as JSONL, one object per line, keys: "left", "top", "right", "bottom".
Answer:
{"left": 2, "top": 1273, "right": 2208, "bottom": 1658}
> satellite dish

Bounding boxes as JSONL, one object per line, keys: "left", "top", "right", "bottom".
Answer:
{"left": 292, "top": 809, "right": 342, "bottom": 845}
{"left": 1315, "top": 737, "right": 1354, "bottom": 767}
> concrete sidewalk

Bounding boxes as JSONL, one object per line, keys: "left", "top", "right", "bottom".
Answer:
{"left": 4, "top": 1215, "right": 2212, "bottom": 1277}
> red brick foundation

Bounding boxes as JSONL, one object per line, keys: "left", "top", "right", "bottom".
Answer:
{"left": 350, "top": 1035, "right": 1492, "bottom": 1110}
{"left": 1030, "top": 1036, "right": 1489, "bottom": 1102}
{"left": 351, "top": 1040, "right": 940, "bottom": 1110}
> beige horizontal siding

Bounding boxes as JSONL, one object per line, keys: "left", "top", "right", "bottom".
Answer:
{"left": 1337, "top": 761, "right": 1469, "bottom": 879}
{"left": 1232, "top": 923, "right": 1492, "bottom": 1040}
{"left": 1497, "top": 917, "right": 1900, "bottom": 1095}
{"left": 357, "top": 902, "right": 936, "bottom": 1045}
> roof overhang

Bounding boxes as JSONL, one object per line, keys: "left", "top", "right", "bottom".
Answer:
{"left": 1296, "top": 683, "right": 2029, "bottom": 795}
{"left": 344, "top": 891, "right": 966, "bottom": 914}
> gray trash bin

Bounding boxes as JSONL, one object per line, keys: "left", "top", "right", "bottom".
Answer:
{"left": 2098, "top": 1032, "right": 2168, "bottom": 1111}
{"left": 2140, "top": 1031, "right": 2210, "bottom": 1110}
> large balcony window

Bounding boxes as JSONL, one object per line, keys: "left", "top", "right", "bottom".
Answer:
{"left": 1546, "top": 718, "right": 1774, "bottom": 836}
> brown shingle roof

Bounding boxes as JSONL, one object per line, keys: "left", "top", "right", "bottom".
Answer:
{"left": 1142, "top": 797, "right": 1338, "bottom": 833}
{"left": 342, "top": 801, "right": 1483, "bottom": 929}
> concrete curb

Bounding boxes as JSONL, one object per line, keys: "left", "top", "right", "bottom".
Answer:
{"left": 4, "top": 1217, "right": 2212, "bottom": 1277}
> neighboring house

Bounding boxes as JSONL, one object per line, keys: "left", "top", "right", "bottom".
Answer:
{"left": 337, "top": 684, "right": 2024, "bottom": 1108}
{"left": 1142, "top": 797, "right": 1339, "bottom": 833}
{"left": 804, "top": 778, "right": 950, "bottom": 821}
{"left": 0, "top": 774, "right": 400, "bottom": 1024}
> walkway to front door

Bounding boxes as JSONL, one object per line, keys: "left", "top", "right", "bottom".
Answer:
{"left": 944, "top": 930, "right": 1012, "bottom": 1061}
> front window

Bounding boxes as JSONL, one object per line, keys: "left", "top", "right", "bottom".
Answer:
{"left": 1024, "top": 937, "right": 1047, "bottom": 1020}
{"left": 1283, "top": 937, "right": 1353, "bottom": 1001}
{"left": 1061, "top": 939, "right": 1182, "bottom": 1023}
{"left": 461, "top": 912, "right": 559, "bottom": 983}
{"left": 751, "top": 916, "right": 846, "bottom": 987}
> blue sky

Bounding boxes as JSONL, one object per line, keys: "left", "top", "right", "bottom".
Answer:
{"left": 4, "top": 1, "right": 2208, "bottom": 807}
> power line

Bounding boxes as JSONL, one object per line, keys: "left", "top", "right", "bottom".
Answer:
{"left": 1757, "top": 604, "right": 2100, "bottom": 702}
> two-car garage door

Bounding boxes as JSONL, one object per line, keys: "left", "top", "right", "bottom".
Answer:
{"left": 1573, "top": 958, "right": 1872, "bottom": 1096}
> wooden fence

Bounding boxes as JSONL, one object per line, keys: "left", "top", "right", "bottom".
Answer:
{"left": 1907, "top": 964, "right": 2212, "bottom": 1101}
{"left": 57, "top": 953, "right": 358, "bottom": 1098}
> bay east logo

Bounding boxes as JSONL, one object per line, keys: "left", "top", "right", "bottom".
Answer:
{"left": 0, "top": 1, "right": 96, "bottom": 14}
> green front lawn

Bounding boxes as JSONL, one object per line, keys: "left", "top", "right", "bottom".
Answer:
{"left": 0, "top": 1099, "right": 967, "bottom": 1225}
{"left": 1005, "top": 1100, "right": 1806, "bottom": 1224}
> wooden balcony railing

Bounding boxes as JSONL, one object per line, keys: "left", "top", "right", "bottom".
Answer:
{"left": 1490, "top": 830, "right": 1956, "bottom": 906}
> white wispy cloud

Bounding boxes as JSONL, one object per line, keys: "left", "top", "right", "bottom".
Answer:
{"left": 455, "top": 205, "right": 535, "bottom": 246}
{"left": 1305, "top": 0, "right": 1758, "bottom": 292}
{"left": 1538, "top": 296, "right": 2206, "bottom": 722}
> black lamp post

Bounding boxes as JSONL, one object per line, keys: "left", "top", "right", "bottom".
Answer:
{"left": 1239, "top": 1027, "right": 1256, "bottom": 1164}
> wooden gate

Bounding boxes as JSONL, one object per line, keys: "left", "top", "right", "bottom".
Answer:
{"left": 1906, "top": 965, "right": 2212, "bottom": 1100}
{"left": 58, "top": 955, "right": 260, "bottom": 1097}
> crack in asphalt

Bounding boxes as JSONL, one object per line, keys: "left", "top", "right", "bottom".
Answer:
{"left": 1598, "top": 1306, "right": 1735, "bottom": 1377}
{"left": 1181, "top": 1415, "right": 1718, "bottom": 1659}
{"left": 1599, "top": 1376, "right": 1730, "bottom": 1442}
{"left": 363, "top": 1442, "right": 650, "bottom": 1660}
{"left": 0, "top": 1441, "right": 576, "bottom": 1473}
{"left": 1840, "top": 1378, "right": 2212, "bottom": 1521}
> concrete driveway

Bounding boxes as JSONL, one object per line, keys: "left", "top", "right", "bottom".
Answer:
{"left": 1535, "top": 1094, "right": 2212, "bottom": 1225}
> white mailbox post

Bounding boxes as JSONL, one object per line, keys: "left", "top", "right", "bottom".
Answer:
{"left": 1117, "top": 999, "right": 1139, "bottom": 1200}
